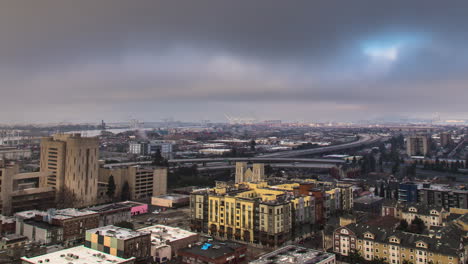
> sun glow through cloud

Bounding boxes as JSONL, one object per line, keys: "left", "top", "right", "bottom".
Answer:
{"left": 364, "top": 46, "right": 399, "bottom": 61}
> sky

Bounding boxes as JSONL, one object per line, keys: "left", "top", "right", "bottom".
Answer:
{"left": 1, "top": 0, "right": 468, "bottom": 124}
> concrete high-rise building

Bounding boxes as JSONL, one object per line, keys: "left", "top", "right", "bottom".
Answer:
{"left": 235, "top": 162, "right": 265, "bottom": 183}
{"left": 40, "top": 134, "right": 99, "bottom": 207}
{"left": 440, "top": 132, "right": 452, "bottom": 147}
{"left": 406, "top": 135, "right": 430, "bottom": 156}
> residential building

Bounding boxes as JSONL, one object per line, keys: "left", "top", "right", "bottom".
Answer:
{"left": 382, "top": 203, "right": 448, "bottom": 227}
{"left": 398, "top": 182, "right": 419, "bottom": 203}
{"left": 406, "top": 135, "right": 430, "bottom": 156}
{"left": 190, "top": 181, "right": 315, "bottom": 247}
{"left": 418, "top": 185, "right": 468, "bottom": 210}
{"left": 250, "top": 245, "right": 335, "bottom": 264}
{"left": 99, "top": 165, "right": 167, "bottom": 200}
{"left": 85, "top": 225, "right": 151, "bottom": 262}
{"left": 21, "top": 245, "right": 136, "bottom": 264}
{"left": 138, "top": 225, "right": 199, "bottom": 262}
{"left": 333, "top": 223, "right": 466, "bottom": 264}
{"left": 178, "top": 240, "right": 247, "bottom": 264}
{"left": 40, "top": 133, "right": 99, "bottom": 207}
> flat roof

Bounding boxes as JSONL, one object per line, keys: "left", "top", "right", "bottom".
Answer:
{"left": 179, "top": 240, "right": 244, "bottom": 260}
{"left": 153, "top": 193, "right": 190, "bottom": 200}
{"left": 250, "top": 245, "right": 335, "bottom": 264}
{"left": 138, "top": 225, "right": 198, "bottom": 247}
{"left": 87, "top": 225, "right": 148, "bottom": 240}
{"left": 21, "top": 245, "right": 134, "bottom": 264}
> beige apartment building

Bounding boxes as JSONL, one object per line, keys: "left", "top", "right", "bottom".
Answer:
{"left": 40, "top": 134, "right": 99, "bottom": 207}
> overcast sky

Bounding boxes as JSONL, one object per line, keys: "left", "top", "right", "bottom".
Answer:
{"left": 1, "top": 0, "right": 468, "bottom": 124}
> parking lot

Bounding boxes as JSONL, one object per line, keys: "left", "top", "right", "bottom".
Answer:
{"left": 129, "top": 205, "right": 192, "bottom": 230}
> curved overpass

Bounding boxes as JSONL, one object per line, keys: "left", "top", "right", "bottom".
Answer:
{"left": 259, "top": 134, "right": 382, "bottom": 158}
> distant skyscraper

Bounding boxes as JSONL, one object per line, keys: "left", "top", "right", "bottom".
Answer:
{"left": 406, "top": 135, "right": 429, "bottom": 156}
{"left": 40, "top": 134, "right": 99, "bottom": 207}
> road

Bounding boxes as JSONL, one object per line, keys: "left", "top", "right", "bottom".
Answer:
{"left": 260, "top": 134, "right": 382, "bottom": 158}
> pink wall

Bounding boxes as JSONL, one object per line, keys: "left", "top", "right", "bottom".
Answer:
{"left": 131, "top": 204, "right": 148, "bottom": 215}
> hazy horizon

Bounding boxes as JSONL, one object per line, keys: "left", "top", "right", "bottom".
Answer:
{"left": 2, "top": 1, "right": 468, "bottom": 123}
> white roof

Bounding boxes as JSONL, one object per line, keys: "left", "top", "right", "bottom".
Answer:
{"left": 21, "top": 245, "right": 134, "bottom": 264}
{"left": 138, "top": 225, "right": 197, "bottom": 247}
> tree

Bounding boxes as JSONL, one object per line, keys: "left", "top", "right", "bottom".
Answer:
{"left": 250, "top": 139, "right": 256, "bottom": 151}
{"left": 114, "top": 221, "right": 134, "bottom": 230}
{"left": 106, "top": 175, "right": 116, "bottom": 200}
{"left": 151, "top": 149, "right": 167, "bottom": 166}
{"left": 397, "top": 219, "right": 409, "bottom": 231}
{"left": 121, "top": 181, "right": 131, "bottom": 201}
{"left": 379, "top": 182, "right": 385, "bottom": 197}
{"left": 410, "top": 217, "right": 426, "bottom": 234}
{"left": 56, "top": 187, "right": 80, "bottom": 209}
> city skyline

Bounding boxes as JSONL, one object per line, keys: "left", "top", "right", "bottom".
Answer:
{"left": 1, "top": 1, "right": 468, "bottom": 123}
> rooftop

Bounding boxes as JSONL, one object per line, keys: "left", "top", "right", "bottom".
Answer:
{"left": 353, "top": 195, "right": 383, "bottom": 205}
{"left": 21, "top": 245, "right": 135, "bottom": 264}
{"left": 87, "top": 225, "right": 148, "bottom": 240}
{"left": 153, "top": 193, "right": 190, "bottom": 200}
{"left": 179, "top": 240, "right": 245, "bottom": 260}
{"left": 138, "top": 225, "right": 198, "bottom": 247}
{"left": 250, "top": 245, "right": 335, "bottom": 264}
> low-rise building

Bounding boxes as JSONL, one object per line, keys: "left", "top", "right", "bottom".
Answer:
{"left": 333, "top": 223, "right": 466, "bottom": 264}
{"left": 353, "top": 196, "right": 384, "bottom": 215}
{"left": 382, "top": 203, "right": 448, "bottom": 227}
{"left": 250, "top": 245, "right": 335, "bottom": 264}
{"left": 15, "top": 208, "right": 99, "bottom": 246}
{"left": 21, "top": 245, "right": 135, "bottom": 264}
{"left": 88, "top": 203, "right": 132, "bottom": 226}
{"left": 179, "top": 240, "right": 247, "bottom": 264}
{"left": 85, "top": 225, "right": 151, "bottom": 262}
{"left": 152, "top": 194, "right": 190, "bottom": 208}
{"left": 138, "top": 225, "right": 199, "bottom": 262}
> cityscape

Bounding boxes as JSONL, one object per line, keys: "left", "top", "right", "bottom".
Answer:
{"left": 1, "top": 1, "right": 468, "bottom": 264}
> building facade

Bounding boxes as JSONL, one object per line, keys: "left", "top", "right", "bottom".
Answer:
{"left": 40, "top": 134, "right": 99, "bottom": 207}
{"left": 406, "top": 135, "right": 430, "bottom": 156}
{"left": 85, "top": 225, "right": 151, "bottom": 262}
{"left": 333, "top": 224, "right": 465, "bottom": 264}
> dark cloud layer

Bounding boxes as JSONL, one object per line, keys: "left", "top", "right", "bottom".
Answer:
{"left": 1, "top": 0, "right": 468, "bottom": 123}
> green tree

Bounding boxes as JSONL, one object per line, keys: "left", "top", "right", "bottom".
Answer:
{"left": 106, "top": 175, "right": 116, "bottom": 200}
{"left": 410, "top": 216, "right": 426, "bottom": 234}
{"left": 121, "top": 181, "right": 131, "bottom": 201}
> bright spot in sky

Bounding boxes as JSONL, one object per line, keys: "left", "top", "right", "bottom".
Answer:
{"left": 364, "top": 46, "right": 399, "bottom": 61}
